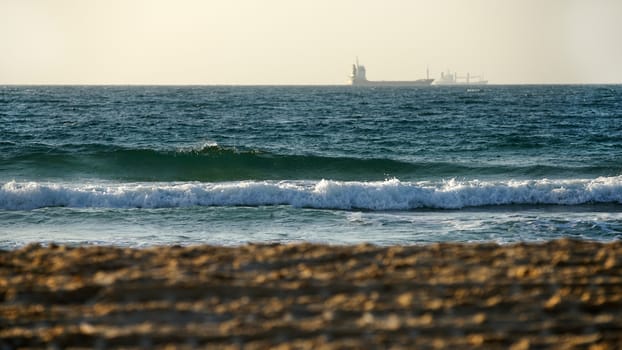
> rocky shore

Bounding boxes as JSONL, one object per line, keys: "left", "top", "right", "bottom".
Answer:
{"left": 1, "top": 239, "right": 622, "bottom": 349}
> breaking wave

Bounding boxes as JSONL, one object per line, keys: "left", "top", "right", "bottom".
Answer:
{"left": 2, "top": 176, "right": 622, "bottom": 211}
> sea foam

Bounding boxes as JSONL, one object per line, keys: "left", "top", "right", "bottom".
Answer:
{"left": 1, "top": 177, "right": 622, "bottom": 211}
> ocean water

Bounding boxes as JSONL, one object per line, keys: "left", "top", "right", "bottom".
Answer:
{"left": 1, "top": 85, "right": 622, "bottom": 248}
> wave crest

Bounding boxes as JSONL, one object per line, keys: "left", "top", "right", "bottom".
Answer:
{"left": 2, "top": 143, "right": 618, "bottom": 181}
{"left": 2, "top": 176, "right": 622, "bottom": 211}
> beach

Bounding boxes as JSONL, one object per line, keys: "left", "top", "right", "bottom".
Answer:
{"left": 2, "top": 239, "right": 621, "bottom": 349}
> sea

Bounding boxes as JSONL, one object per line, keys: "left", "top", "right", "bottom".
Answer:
{"left": 1, "top": 85, "right": 622, "bottom": 248}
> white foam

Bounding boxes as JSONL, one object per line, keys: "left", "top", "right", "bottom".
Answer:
{"left": 2, "top": 176, "right": 622, "bottom": 211}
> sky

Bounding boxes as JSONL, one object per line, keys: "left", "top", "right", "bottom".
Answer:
{"left": 1, "top": 0, "right": 621, "bottom": 85}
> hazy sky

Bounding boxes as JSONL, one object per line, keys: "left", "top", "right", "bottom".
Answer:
{"left": 2, "top": 0, "right": 621, "bottom": 84}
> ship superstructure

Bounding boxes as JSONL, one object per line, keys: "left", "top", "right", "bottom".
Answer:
{"left": 348, "top": 59, "right": 434, "bottom": 86}
{"left": 435, "top": 70, "right": 488, "bottom": 85}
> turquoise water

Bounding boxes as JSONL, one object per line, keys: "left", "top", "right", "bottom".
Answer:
{"left": 1, "top": 85, "right": 622, "bottom": 247}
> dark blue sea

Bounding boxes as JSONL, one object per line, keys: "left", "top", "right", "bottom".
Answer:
{"left": 1, "top": 85, "right": 622, "bottom": 248}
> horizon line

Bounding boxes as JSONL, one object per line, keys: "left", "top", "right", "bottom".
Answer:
{"left": 2, "top": 82, "right": 622, "bottom": 87}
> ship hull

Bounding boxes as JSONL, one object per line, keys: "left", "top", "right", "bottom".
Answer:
{"left": 350, "top": 79, "right": 434, "bottom": 87}
{"left": 434, "top": 81, "right": 488, "bottom": 86}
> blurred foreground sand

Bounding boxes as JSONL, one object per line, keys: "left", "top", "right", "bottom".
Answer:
{"left": 1, "top": 239, "right": 622, "bottom": 349}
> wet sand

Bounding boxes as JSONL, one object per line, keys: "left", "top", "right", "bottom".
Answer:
{"left": 1, "top": 239, "right": 621, "bottom": 349}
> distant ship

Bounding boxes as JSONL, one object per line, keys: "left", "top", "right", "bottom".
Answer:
{"left": 434, "top": 70, "right": 488, "bottom": 85}
{"left": 348, "top": 59, "right": 434, "bottom": 86}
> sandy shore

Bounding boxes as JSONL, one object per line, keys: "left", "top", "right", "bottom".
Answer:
{"left": 1, "top": 239, "right": 621, "bottom": 349}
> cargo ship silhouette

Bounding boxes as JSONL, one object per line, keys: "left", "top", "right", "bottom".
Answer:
{"left": 348, "top": 58, "right": 434, "bottom": 86}
{"left": 434, "top": 70, "right": 488, "bottom": 85}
